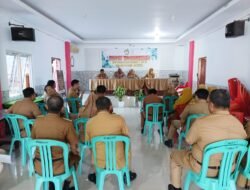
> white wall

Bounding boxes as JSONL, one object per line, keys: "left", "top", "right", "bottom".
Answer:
{"left": 193, "top": 18, "right": 250, "bottom": 89}
{"left": 71, "top": 44, "right": 188, "bottom": 73}
{"left": 0, "top": 9, "right": 66, "bottom": 93}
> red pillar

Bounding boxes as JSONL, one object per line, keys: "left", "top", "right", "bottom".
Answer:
{"left": 65, "top": 41, "right": 71, "bottom": 90}
{"left": 188, "top": 41, "right": 195, "bottom": 89}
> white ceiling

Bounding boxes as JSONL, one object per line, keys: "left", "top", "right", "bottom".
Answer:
{"left": 1, "top": 0, "right": 250, "bottom": 44}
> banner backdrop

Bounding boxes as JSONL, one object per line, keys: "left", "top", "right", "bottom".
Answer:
{"left": 102, "top": 48, "right": 158, "bottom": 68}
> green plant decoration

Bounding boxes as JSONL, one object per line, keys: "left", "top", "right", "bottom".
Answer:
{"left": 113, "top": 86, "right": 126, "bottom": 102}
{"left": 134, "top": 89, "right": 145, "bottom": 102}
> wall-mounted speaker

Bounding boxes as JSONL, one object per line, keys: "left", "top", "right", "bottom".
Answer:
{"left": 11, "top": 27, "right": 35, "bottom": 41}
{"left": 225, "top": 20, "right": 245, "bottom": 38}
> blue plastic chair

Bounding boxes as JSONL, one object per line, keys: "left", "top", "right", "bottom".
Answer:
{"left": 184, "top": 139, "right": 248, "bottom": 190}
{"left": 27, "top": 139, "right": 79, "bottom": 190}
{"left": 163, "top": 96, "right": 178, "bottom": 126}
{"left": 64, "top": 107, "right": 70, "bottom": 119}
{"left": 91, "top": 136, "right": 130, "bottom": 190}
{"left": 66, "top": 98, "right": 82, "bottom": 114}
{"left": 238, "top": 145, "right": 250, "bottom": 185}
{"left": 178, "top": 114, "right": 207, "bottom": 150}
{"left": 4, "top": 114, "right": 31, "bottom": 166}
{"left": 37, "top": 103, "right": 48, "bottom": 115}
{"left": 73, "top": 117, "right": 91, "bottom": 175}
{"left": 139, "top": 96, "right": 146, "bottom": 113}
{"left": 143, "top": 103, "right": 165, "bottom": 144}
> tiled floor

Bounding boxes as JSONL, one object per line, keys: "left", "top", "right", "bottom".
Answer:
{"left": 0, "top": 107, "right": 246, "bottom": 190}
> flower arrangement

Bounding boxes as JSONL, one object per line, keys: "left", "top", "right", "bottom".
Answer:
{"left": 113, "top": 86, "right": 126, "bottom": 102}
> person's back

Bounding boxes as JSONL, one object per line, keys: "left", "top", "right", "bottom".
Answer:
{"left": 8, "top": 87, "right": 41, "bottom": 137}
{"left": 32, "top": 96, "right": 79, "bottom": 187}
{"left": 85, "top": 96, "right": 136, "bottom": 184}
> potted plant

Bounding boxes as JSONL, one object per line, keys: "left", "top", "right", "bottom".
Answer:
{"left": 113, "top": 86, "right": 126, "bottom": 107}
{"left": 134, "top": 89, "right": 145, "bottom": 107}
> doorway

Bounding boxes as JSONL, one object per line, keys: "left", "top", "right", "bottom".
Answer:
{"left": 197, "top": 57, "right": 207, "bottom": 87}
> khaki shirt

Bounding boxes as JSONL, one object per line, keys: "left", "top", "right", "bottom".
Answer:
{"left": 79, "top": 93, "right": 98, "bottom": 118}
{"left": 180, "top": 100, "right": 210, "bottom": 125}
{"left": 186, "top": 110, "right": 247, "bottom": 167}
{"left": 67, "top": 87, "right": 79, "bottom": 98}
{"left": 86, "top": 111, "right": 129, "bottom": 169}
{"left": 96, "top": 73, "right": 108, "bottom": 79}
{"left": 44, "top": 86, "right": 60, "bottom": 103}
{"left": 8, "top": 98, "right": 41, "bottom": 137}
{"left": 31, "top": 113, "right": 79, "bottom": 175}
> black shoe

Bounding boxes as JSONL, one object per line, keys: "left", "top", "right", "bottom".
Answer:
{"left": 124, "top": 171, "right": 137, "bottom": 184}
{"left": 168, "top": 184, "right": 182, "bottom": 190}
{"left": 63, "top": 180, "right": 73, "bottom": 190}
{"left": 49, "top": 182, "right": 55, "bottom": 190}
{"left": 164, "top": 140, "right": 173, "bottom": 148}
{"left": 88, "top": 173, "right": 96, "bottom": 184}
{"left": 141, "top": 128, "right": 144, "bottom": 134}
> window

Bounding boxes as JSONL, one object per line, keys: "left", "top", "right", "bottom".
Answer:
{"left": 6, "top": 52, "right": 32, "bottom": 98}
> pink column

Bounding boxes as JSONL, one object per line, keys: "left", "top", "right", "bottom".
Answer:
{"left": 65, "top": 41, "right": 71, "bottom": 90}
{"left": 188, "top": 41, "right": 195, "bottom": 89}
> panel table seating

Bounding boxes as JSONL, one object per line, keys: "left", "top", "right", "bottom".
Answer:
{"left": 178, "top": 114, "right": 207, "bottom": 150}
{"left": 4, "top": 114, "right": 32, "bottom": 166}
{"left": 91, "top": 136, "right": 130, "bottom": 190}
{"left": 66, "top": 98, "right": 82, "bottom": 114}
{"left": 184, "top": 139, "right": 248, "bottom": 190}
{"left": 73, "top": 117, "right": 91, "bottom": 175}
{"left": 27, "top": 139, "right": 79, "bottom": 190}
{"left": 143, "top": 103, "right": 165, "bottom": 144}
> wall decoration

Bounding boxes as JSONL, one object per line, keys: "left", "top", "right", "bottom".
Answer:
{"left": 102, "top": 48, "right": 158, "bottom": 68}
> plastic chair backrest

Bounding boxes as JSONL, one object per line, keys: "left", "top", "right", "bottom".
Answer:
{"left": 145, "top": 103, "right": 165, "bottom": 122}
{"left": 163, "top": 96, "right": 178, "bottom": 112}
{"left": 241, "top": 145, "right": 250, "bottom": 178}
{"left": 28, "top": 139, "right": 70, "bottom": 178}
{"left": 184, "top": 114, "right": 207, "bottom": 136}
{"left": 64, "top": 107, "right": 70, "bottom": 119}
{"left": 4, "top": 114, "right": 30, "bottom": 138}
{"left": 66, "top": 98, "right": 82, "bottom": 114}
{"left": 199, "top": 139, "right": 247, "bottom": 188}
{"left": 73, "top": 118, "right": 88, "bottom": 135}
{"left": 91, "top": 136, "right": 130, "bottom": 171}
{"left": 37, "top": 103, "right": 47, "bottom": 115}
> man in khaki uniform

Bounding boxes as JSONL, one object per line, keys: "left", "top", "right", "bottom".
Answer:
{"left": 85, "top": 96, "right": 137, "bottom": 184}
{"left": 96, "top": 69, "right": 108, "bottom": 79}
{"left": 7, "top": 87, "right": 41, "bottom": 137}
{"left": 78, "top": 85, "right": 106, "bottom": 118}
{"left": 32, "top": 96, "right": 79, "bottom": 190}
{"left": 237, "top": 120, "right": 250, "bottom": 188}
{"left": 165, "top": 89, "right": 210, "bottom": 148}
{"left": 67, "top": 79, "right": 83, "bottom": 113}
{"left": 168, "top": 89, "right": 247, "bottom": 190}
{"left": 141, "top": 88, "right": 163, "bottom": 134}
{"left": 44, "top": 80, "right": 60, "bottom": 103}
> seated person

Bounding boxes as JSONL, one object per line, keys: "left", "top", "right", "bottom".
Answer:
{"left": 144, "top": 68, "right": 155, "bottom": 79}
{"left": 114, "top": 68, "right": 125, "bottom": 79}
{"left": 96, "top": 69, "right": 108, "bottom": 79}
{"left": 173, "top": 87, "right": 192, "bottom": 110}
{"left": 86, "top": 96, "right": 137, "bottom": 184}
{"left": 127, "top": 69, "right": 139, "bottom": 79}
{"left": 67, "top": 79, "right": 83, "bottom": 112}
{"left": 237, "top": 120, "right": 250, "bottom": 188}
{"left": 168, "top": 89, "right": 247, "bottom": 190}
{"left": 79, "top": 85, "right": 106, "bottom": 118}
{"left": 44, "top": 80, "right": 60, "bottom": 103}
{"left": 141, "top": 89, "right": 163, "bottom": 134}
{"left": 7, "top": 87, "right": 41, "bottom": 137}
{"left": 164, "top": 83, "right": 178, "bottom": 96}
{"left": 32, "top": 96, "right": 79, "bottom": 190}
{"left": 164, "top": 89, "right": 210, "bottom": 148}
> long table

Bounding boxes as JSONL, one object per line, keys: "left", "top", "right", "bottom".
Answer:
{"left": 89, "top": 78, "right": 170, "bottom": 91}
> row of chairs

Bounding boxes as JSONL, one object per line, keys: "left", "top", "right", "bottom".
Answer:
{"left": 4, "top": 113, "right": 132, "bottom": 190}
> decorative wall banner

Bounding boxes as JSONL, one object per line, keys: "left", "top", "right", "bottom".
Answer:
{"left": 102, "top": 48, "right": 158, "bottom": 68}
